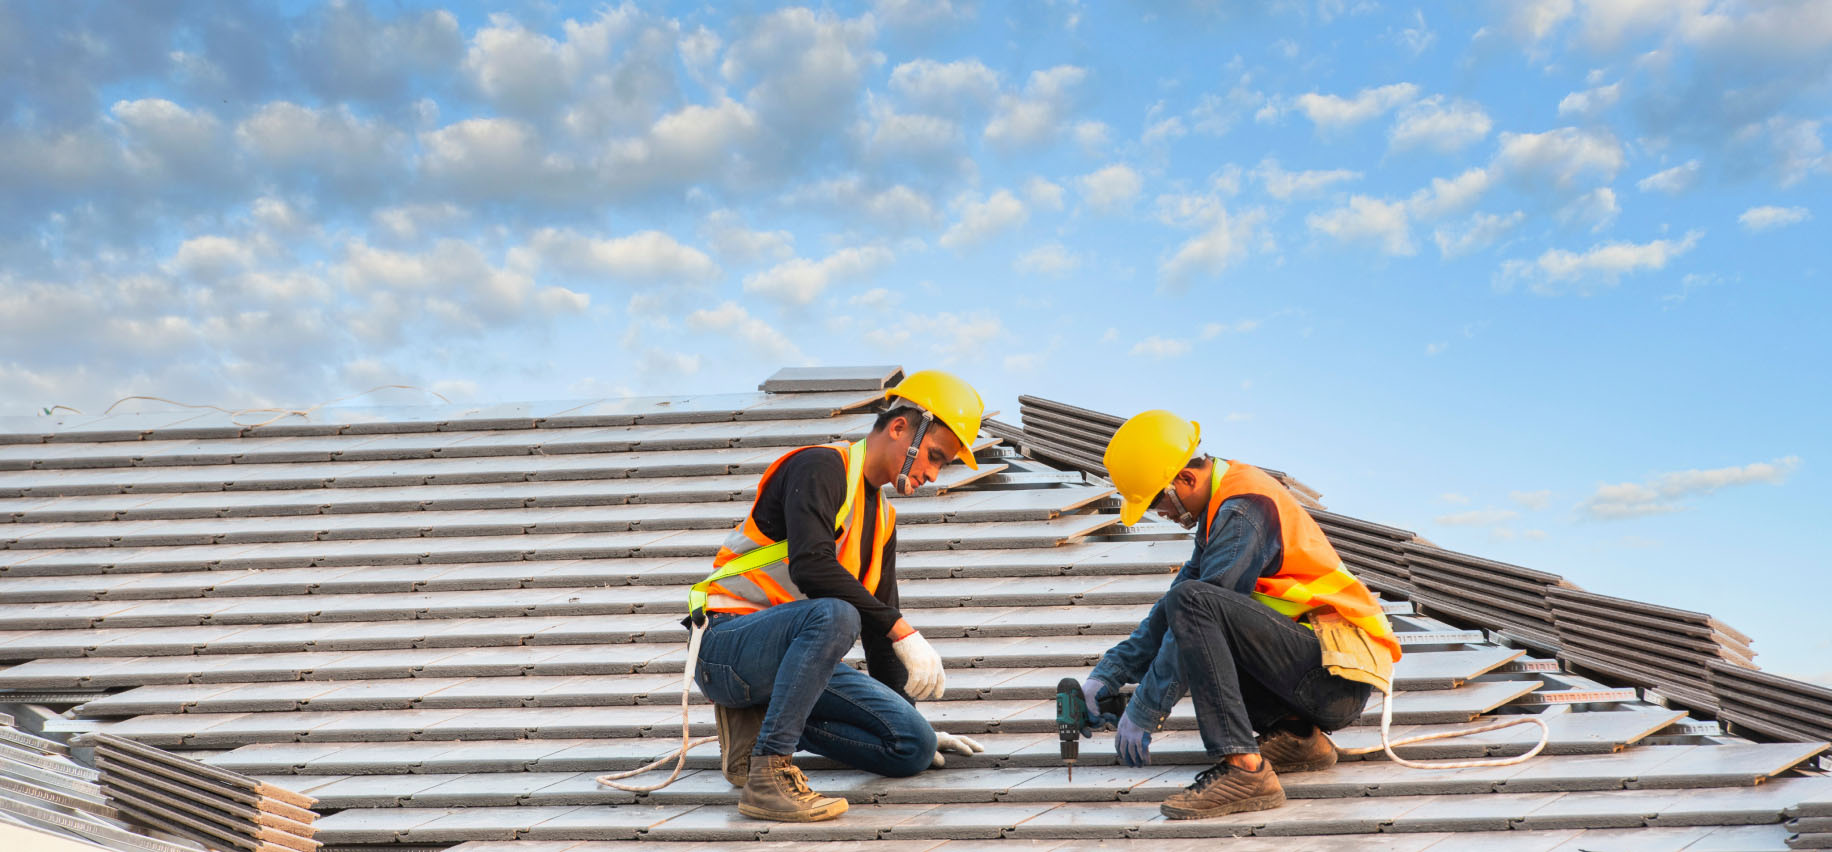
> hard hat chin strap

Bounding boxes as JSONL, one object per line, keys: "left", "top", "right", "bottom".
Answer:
{"left": 1159, "top": 485, "right": 1197, "bottom": 529}
{"left": 895, "top": 409, "right": 934, "bottom": 495}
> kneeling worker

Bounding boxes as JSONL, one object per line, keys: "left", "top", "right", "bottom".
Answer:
{"left": 687, "top": 370, "right": 987, "bottom": 822}
{"left": 1082, "top": 411, "right": 1401, "bottom": 819}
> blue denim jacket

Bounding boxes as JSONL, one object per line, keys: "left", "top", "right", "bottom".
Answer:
{"left": 1089, "top": 492, "right": 1284, "bottom": 731}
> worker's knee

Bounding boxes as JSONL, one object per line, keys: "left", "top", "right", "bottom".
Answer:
{"left": 878, "top": 720, "right": 938, "bottom": 778}
{"left": 798, "top": 597, "right": 861, "bottom": 644}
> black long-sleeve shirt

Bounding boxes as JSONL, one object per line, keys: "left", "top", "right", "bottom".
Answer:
{"left": 750, "top": 447, "right": 909, "bottom": 694}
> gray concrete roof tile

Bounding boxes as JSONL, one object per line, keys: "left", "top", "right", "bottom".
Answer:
{"left": 524, "top": 804, "right": 702, "bottom": 841}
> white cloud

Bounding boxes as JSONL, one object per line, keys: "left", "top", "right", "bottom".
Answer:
{"left": 940, "top": 189, "right": 1028, "bottom": 249}
{"left": 1389, "top": 9, "right": 1436, "bottom": 55}
{"left": 888, "top": 58, "right": 999, "bottom": 113}
{"left": 1557, "top": 82, "right": 1621, "bottom": 118}
{"left": 1433, "top": 210, "right": 1525, "bottom": 258}
{"left": 1505, "top": 0, "right": 1575, "bottom": 43}
{"left": 1739, "top": 205, "right": 1812, "bottom": 231}
{"left": 111, "top": 98, "right": 226, "bottom": 181}
{"left": 513, "top": 228, "right": 720, "bottom": 286}
{"left": 1073, "top": 120, "right": 1111, "bottom": 150}
{"left": 1498, "top": 230, "right": 1703, "bottom": 294}
{"left": 1078, "top": 164, "right": 1143, "bottom": 212}
{"left": 785, "top": 177, "right": 940, "bottom": 233}
{"left": 1435, "top": 508, "right": 1519, "bottom": 526}
{"left": 371, "top": 203, "right": 468, "bottom": 242}
{"left": 1129, "top": 336, "right": 1191, "bottom": 359}
{"left": 742, "top": 245, "right": 893, "bottom": 304}
{"left": 721, "top": 8, "right": 879, "bottom": 130}
{"left": 1495, "top": 127, "right": 1625, "bottom": 188}
{"left": 599, "top": 98, "right": 760, "bottom": 193}
{"left": 1307, "top": 196, "right": 1415, "bottom": 255}
{"left": 1253, "top": 159, "right": 1361, "bottom": 200}
{"left": 701, "top": 211, "right": 794, "bottom": 264}
{"left": 1440, "top": 493, "right": 1471, "bottom": 504}
{"left": 1158, "top": 200, "right": 1265, "bottom": 286}
{"left": 1406, "top": 168, "right": 1494, "bottom": 219}
{"left": 1425, "top": 341, "right": 1448, "bottom": 355}
{"left": 1557, "top": 187, "right": 1620, "bottom": 233}
{"left": 1014, "top": 243, "right": 1079, "bottom": 276}
{"left": 1201, "top": 320, "right": 1258, "bottom": 338}
{"left": 1142, "top": 115, "right": 1187, "bottom": 145}
{"left": 1023, "top": 176, "right": 1066, "bottom": 211}
{"left": 985, "top": 65, "right": 1087, "bottom": 149}
{"left": 686, "top": 301, "right": 804, "bottom": 362}
{"left": 1294, "top": 83, "right": 1419, "bottom": 131}
{"left": 1580, "top": 456, "right": 1801, "bottom": 519}
{"left": 868, "top": 311, "right": 1005, "bottom": 363}
{"left": 420, "top": 117, "right": 581, "bottom": 199}
{"left": 1636, "top": 160, "right": 1702, "bottom": 194}
{"left": 1510, "top": 489, "right": 1554, "bottom": 510}
{"left": 1389, "top": 96, "right": 1492, "bottom": 152}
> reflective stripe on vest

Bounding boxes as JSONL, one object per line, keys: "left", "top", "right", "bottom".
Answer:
{"left": 1204, "top": 461, "right": 1403, "bottom": 663}
{"left": 686, "top": 440, "right": 894, "bottom": 620}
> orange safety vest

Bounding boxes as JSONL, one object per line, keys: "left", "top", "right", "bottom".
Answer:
{"left": 695, "top": 440, "right": 895, "bottom": 616}
{"left": 1204, "top": 460, "right": 1402, "bottom": 663}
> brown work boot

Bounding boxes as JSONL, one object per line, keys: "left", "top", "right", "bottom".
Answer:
{"left": 737, "top": 754, "right": 848, "bottom": 822}
{"left": 1257, "top": 720, "right": 1337, "bottom": 774}
{"left": 1160, "top": 758, "right": 1286, "bottom": 820}
{"left": 715, "top": 703, "right": 766, "bottom": 787}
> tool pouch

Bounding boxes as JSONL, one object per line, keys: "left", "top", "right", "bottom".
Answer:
{"left": 1309, "top": 610, "right": 1393, "bottom": 695}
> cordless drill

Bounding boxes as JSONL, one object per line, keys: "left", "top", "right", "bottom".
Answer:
{"left": 1054, "top": 677, "right": 1128, "bottom": 781}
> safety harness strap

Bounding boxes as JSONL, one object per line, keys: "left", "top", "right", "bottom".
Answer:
{"left": 687, "top": 440, "right": 866, "bottom": 625}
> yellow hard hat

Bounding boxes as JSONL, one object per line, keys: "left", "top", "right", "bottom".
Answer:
{"left": 1103, "top": 410, "right": 1201, "bottom": 525}
{"left": 884, "top": 369, "right": 984, "bottom": 469}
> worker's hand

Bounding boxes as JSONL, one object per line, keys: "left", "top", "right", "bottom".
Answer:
{"left": 1116, "top": 713, "right": 1152, "bottom": 767}
{"left": 1080, "top": 677, "right": 1117, "bottom": 737}
{"left": 893, "top": 630, "right": 946, "bottom": 700}
{"left": 930, "top": 730, "right": 984, "bottom": 768}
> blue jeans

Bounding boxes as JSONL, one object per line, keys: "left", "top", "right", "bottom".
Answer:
{"left": 693, "top": 599, "right": 936, "bottom": 777}
{"left": 1166, "top": 581, "right": 1372, "bottom": 758}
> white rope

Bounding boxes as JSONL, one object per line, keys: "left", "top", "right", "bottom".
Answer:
{"left": 595, "top": 622, "right": 718, "bottom": 792}
{"left": 90, "top": 385, "right": 453, "bottom": 429}
{"left": 1337, "top": 685, "right": 1550, "bottom": 769}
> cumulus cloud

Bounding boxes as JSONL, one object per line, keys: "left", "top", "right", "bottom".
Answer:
{"left": 1557, "top": 82, "right": 1622, "bottom": 119}
{"left": 1580, "top": 456, "right": 1802, "bottom": 519}
{"left": 1498, "top": 230, "right": 1704, "bottom": 294}
{"left": 1739, "top": 205, "right": 1812, "bottom": 231}
{"left": 1557, "top": 187, "right": 1620, "bottom": 233}
{"left": 700, "top": 211, "right": 794, "bottom": 264}
{"left": 1078, "top": 164, "right": 1143, "bottom": 212}
{"left": 742, "top": 246, "right": 893, "bottom": 304}
{"left": 1494, "top": 127, "right": 1625, "bottom": 188}
{"left": 598, "top": 98, "right": 761, "bottom": 194}
{"left": 888, "top": 58, "right": 999, "bottom": 113}
{"left": 1130, "top": 336, "right": 1191, "bottom": 359}
{"left": 1253, "top": 159, "right": 1361, "bottom": 200}
{"left": 294, "top": 3, "right": 462, "bottom": 106}
{"left": 722, "top": 7, "right": 879, "bottom": 132}
{"left": 1510, "top": 490, "right": 1554, "bottom": 510}
{"left": 1637, "top": 160, "right": 1702, "bottom": 194}
{"left": 1014, "top": 243, "right": 1079, "bottom": 276}
{"left": 511, "top": 228, "right": 720, "bottom": 286}
{"left": 784, "top": 176, "right": 940, "bottom": 233}
{"left": 1433, "top": 210, "right": 1525, "bottom": 258}
{"left": 1389, "top": 96, "right": 1492, "bottom": 152}
{"left": 238, "top": 101, "right": 406, "bottom": 185}
{"left": 985, "top": 66, "right": 1088, "bottom": 149}
{"left": 1406, "top": 168, "right": 1494, "bottom": 219}
{"left": 686, "top": 301, "right": 805, "bottom": 362}
{"left": 1293, "top": 83, "right": 1419, "bottom": 131}
{"left": 1023, "top": 176, "right": 1066, "bottom": 211}
{"left": 940, "top": 189, "right": 1028, "bottom": 248}
{"left": 1158, "top": 197, "right": 1265, "bottom": 287}
{"left": 1307, "top": 196, "right": 1415, "bottom": 255}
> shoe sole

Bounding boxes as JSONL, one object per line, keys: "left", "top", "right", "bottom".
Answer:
{"left": 1159, "top": 791, "right": 1286, "bottom": 820}
{"left": 737, "top": 799, "right": 849, "bottom": 822}
{"left": 1268, "top": 754, "right": 1337, "bottom": 774}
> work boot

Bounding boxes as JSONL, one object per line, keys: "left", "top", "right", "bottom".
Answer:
{"left": 737, "top": 754, "right": 848, "bottom": 822}
{"left": 1159, "top": 758, "right": 1286, "bottom": 820}
{"left": 715, "top": 703, "right": 766, "bottom": 787}
{"left": 1257, "top": 719, "right": 1337, "bottom": 774}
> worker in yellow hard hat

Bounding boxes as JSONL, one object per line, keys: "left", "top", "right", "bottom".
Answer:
{"left": 1079, "top": 410, "right": 1401, "bottom": 820}
{"left": 682, "top": 370, "right": 987, "bottom": 822}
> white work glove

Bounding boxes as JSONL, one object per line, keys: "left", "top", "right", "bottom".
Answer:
{"left": 892, "top": 630, "right": 946, "bottom": 700}
{"left": 931, "top": 730, "right": 985, "bottom": 768}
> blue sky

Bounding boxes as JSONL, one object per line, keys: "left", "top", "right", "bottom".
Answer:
{"left": 3, "top": 1, "right": 1828, "bottom": 684}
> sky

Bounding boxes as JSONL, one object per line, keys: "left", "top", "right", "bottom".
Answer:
{"left": 2, "top": 1, "right": 1828, "bottom": 684}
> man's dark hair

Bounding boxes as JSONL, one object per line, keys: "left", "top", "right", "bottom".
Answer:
{"left": 873, "top": 405, "right": 921, "bottom": 433}
{"left": 1183, "top": 454, "right": 1211, "bottom": 470}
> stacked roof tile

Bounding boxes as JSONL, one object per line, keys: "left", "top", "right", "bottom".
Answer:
{"left": 0, "top": 368, "right": 1824, "bottom": 851}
